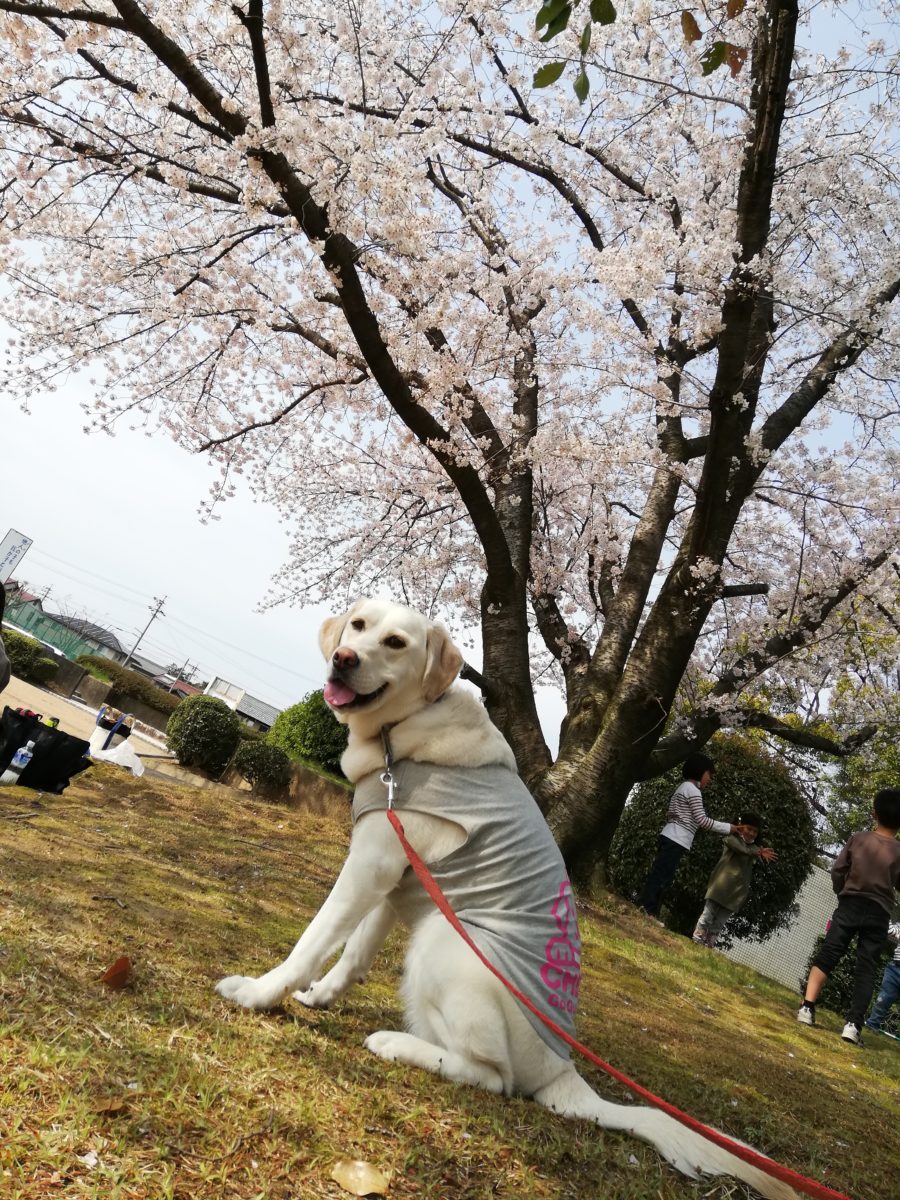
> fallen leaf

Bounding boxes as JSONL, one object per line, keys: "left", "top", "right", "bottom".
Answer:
{"left": 94, "top": 1096, "right": 131, "bottom": 1116}
{"left": 330, "top": 1159, "right": 391, "bottom": 1196}
{"left": 99, "top": 955, "right": 133, "bottom": 990}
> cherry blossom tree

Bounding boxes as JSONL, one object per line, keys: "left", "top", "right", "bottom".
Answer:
{"left": 1, "top": 1, "right": 898, "bottom": 882}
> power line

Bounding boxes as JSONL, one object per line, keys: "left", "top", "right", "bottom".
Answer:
{"left": 28, "top": 547, "right": 157, "bottom": 601}
{"left": 23, "top": 558, "right": 152, "bottom": 612}
{"left": 165, "top": 613, "right": 321, "bottom": 681}
{"left": 122, "top": 596, "right": 167, "bottom": 668}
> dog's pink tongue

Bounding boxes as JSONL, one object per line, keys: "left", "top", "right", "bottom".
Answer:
{"left": 324, "top": 679, "right": 356, "bottom": 707}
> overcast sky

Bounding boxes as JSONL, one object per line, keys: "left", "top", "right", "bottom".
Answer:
{"left": 1, "top": 354, "right": 567, "bottom": 743}
{"left": 2, "top": 375, "right": 335, "bottom": 710}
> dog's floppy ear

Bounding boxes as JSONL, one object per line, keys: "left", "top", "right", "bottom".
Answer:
{"left": 318, "top": 613, "right": 347, "bottom": 662}
{"left": 422, "top": 622, "right": 464, "bottom": 703}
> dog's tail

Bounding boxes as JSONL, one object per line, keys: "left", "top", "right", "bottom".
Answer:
{"left": 533, "top": 1068, "right": 800, "bottom": 1200}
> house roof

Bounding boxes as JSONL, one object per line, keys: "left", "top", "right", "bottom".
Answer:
{"left": 236, "top": 693, "right": 281, "bottom": 727}
{"left": 152, "top": 674, "right": 201, "bottom": 698}
{"left": 126, "top": 652, "right": 169, "bottom": 677}
{"left": 4, "top": 582, "right": 43, "bottom": 607}
{"left": 46, "top": 612, "right": 125, "bottom": 654}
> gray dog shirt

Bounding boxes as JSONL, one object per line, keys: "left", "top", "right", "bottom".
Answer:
{"left": 352, "top": 759, "right": 582, "bottom": 1059}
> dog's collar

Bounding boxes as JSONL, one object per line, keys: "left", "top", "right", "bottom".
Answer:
{"left": 380, "top": 725, "right": 395, "bottom": 769}
{"left": 378, "top": 689, "right": 452, "bottom": 809}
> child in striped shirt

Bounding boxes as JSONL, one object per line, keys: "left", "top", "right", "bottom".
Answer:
{"left": 637, "top": 753, "right": 740, "bottom": 920}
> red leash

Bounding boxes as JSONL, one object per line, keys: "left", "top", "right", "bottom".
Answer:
{"left": 386, "top": 806, "right": 854, "bottom": 1200}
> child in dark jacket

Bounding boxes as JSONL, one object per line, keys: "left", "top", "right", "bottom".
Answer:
{"left": 798, "top": 788, "right": 900, "bottom": 1045}
{"left": 691, "top": 811, "right": 777, "bottom": 947}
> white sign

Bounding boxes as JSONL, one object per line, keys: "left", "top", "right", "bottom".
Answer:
{"left": 0, "top": 528, "right": 33, "bottom": 582}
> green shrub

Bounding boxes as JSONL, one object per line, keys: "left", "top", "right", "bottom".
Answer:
{"left": 267, "top": 690, "right": 348, "bottom": 776}
{"left": 803, "top": 934, "right": 898, "bottom": 1033}
{"left": 4, "top": 629, "right": 60, "bottom": 686}
{"left": 165, "top": 695, "right": 241, "bottom": 776}
{"left": 76, "top": 655, "right": 182, "bottom": 715}
{"left": 608, "top": 736, "right": 816, "bottom": 943}
{"left": 232, "top": 740, "right": 292, "bottom": 796}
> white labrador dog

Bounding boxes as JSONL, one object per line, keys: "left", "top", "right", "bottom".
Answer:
{"left": 216, "top": 598, "right": 797, "bottom": 1200}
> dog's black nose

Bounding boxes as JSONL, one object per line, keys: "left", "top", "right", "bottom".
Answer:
{"left": 332, "top": 647, "right": 359, "bottom": 671}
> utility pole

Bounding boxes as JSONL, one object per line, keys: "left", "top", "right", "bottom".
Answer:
{"left": 168, "top": 656, "right": 195, "bottom": 692}
{"left": 122, "top": 596, "right": 166, "bottom": 668}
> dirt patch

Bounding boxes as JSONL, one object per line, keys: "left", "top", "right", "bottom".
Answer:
{"left": 2, "top": 674, "right": 165, "bottom": 755}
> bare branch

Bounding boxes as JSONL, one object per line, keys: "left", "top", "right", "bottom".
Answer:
{"left": 197, "top": 375, "right": 368, "bottom": 450}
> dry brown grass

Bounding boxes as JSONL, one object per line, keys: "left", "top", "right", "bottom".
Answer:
{"left": 1, "top": 764, "right": 896, "bottom": 1200}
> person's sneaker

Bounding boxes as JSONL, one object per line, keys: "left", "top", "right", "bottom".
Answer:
{"left": 796, "top": 1003, "right": 816, "bottom": 1026}
{"left": 841, "top": 1022, "right": 863, "bottom": 1045}
{"left": 639, "top": 908, "right": 665, "bottom": 926}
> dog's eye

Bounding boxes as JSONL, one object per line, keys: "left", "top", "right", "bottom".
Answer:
{"left": 350, "top": 618, "right": 365, "bottom": 631}
{"left": 383, "top": 635, "right": 406, "bottom": 650}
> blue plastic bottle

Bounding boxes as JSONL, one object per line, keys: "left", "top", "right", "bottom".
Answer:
{"left": 0, "top": 739, "right": 35, "bottom": 786}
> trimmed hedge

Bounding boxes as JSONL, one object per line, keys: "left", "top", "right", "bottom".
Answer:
{"left": 232, "top": 740, "right": 292, "bottom": 797}
{"left": 165, "top": 694, "right": 242, "bottom": 776}
{"left": 3, "top": 629, "right": 59, "bottom": 686}
{"left": 76, "top": 655, "right": 182, "bottom": 715}
{"left": 267, "top": 690, "right": 348, "bottom": 777}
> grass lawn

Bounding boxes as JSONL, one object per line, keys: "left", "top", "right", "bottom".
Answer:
{"left": 0, "top": 765, "right": 896, "bottom": 1200}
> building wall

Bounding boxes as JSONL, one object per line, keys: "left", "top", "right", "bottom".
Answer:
{"left": 48, "top": 659, "right": 88, "bottom": 697}
{"left": 74, "top": 674, "right": 112, "bottom": 710}
{"left": 723, "top": 864, "right": 834, "bottom": 992}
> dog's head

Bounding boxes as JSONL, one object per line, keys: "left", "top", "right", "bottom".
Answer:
{"left": 319, "top": 598, "right": 463, "bottom": 731}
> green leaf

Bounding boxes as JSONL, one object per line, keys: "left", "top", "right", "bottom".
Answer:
{"left": 589, "top": 0, "right": 616, "bottom": 25}
{"left": 533, "top": 61, "right": 567, "bottom": 88}
{"left": 580, "top": 21, "right": 592, "bottom": 55}
{"left": 701, "top": 40, "right": 728, "bottom": 76}
{"left": 535, "top": 0, "right": 569, "bottom": 32}
{"left": 539, "top": 4, "right": 572, "bottom": 42}
{"left": 573, "top": 69, "right": 590, "bottom": 103}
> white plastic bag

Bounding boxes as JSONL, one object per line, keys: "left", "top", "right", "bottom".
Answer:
{"left": 90, "top": 738, "right": 145, "bottom": 777}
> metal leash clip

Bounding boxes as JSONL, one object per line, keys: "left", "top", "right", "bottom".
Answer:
{"left": 380, "top": 726, "right": 398, "bottom": 810}
{"left": 380, "top": 768, "right": 397, "bottom": 810}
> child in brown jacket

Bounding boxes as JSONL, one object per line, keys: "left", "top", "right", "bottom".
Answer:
{"left": 797, "top": 787, "right": 900, "bottom": 1045}
{"left": 692, "top": 811, "right": 777, "bottom": 948}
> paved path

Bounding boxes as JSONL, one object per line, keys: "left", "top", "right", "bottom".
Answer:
{"left": 1, "top": 675, "right": 166, "bottom": 755}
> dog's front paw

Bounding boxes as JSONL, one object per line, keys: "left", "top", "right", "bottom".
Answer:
{"left": 364, "top": 1030, "right": 407, "bottom": 1061}
{"left": 292, "top": 981, "right": 333, "bottom": 1009}
{"left": 215, "top": 974, "right": 278, "bottom": 1010}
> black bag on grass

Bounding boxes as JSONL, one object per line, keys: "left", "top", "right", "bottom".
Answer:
{"left": 0, "top": 706, "right": 91, "bottom": 793}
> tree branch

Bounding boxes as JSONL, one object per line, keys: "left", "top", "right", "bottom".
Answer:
{"left": 720, "top": 583, "right": 770, "bottom": 599}
{"left": 740, "top": 711, "right": 877, "bottom": 756}
{"left": 761, "top": 275, "right": 900, "bottom": 458}
{"left": 196, "top": 375, "right": 368, "bottom": 450}
{"left": 0, "top": 1, "right": 125, "bottom": 27}
{"left": 232, "top": 0, "right": 276, "bottom": 129}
